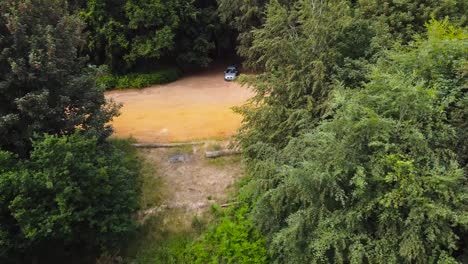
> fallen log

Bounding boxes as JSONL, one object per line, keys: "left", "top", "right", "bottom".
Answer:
{"left": 205, "top": 149, "right": 241, "bottom": 158}
{"left": 132, "top": 141, "right": 205, "bottom": 148}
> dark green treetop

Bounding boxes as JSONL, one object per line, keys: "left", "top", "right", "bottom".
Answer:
{"left": 0, "top": 0, "right": 119, "bottom": 156}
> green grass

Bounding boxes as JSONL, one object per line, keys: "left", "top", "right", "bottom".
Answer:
{"left": 106, "top": 137, "right": 138, "bottom": 154}
{"left": 118, "top": 146, "right": 196, "bottom": 264}
{"left": 138, "top": 158, "right": 162, "bottom": 210}
{"left": 123, "top": 214, "right": 194, "bottom": 264}
{"left": 108, "top": 138, "right": 162, "bottom": 210}
{"left": 107, "top": 138, "right": 158, "bottom": 207}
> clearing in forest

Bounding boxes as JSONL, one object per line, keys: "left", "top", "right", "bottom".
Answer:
{"left": 105, "top": 68, "right": 253, "bottom": 143}
{"left": 107, "top": 69, "right": 249, "bottom": 261}
{"left": 138, "top": 141, "right": 243, "bottom": 229}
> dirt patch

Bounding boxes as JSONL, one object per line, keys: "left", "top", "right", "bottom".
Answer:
{"left": 106, "top": 69, "right": 253, "bottom": 143}
{"left": 138, "top": 141, "right": 243, "bottom": 229}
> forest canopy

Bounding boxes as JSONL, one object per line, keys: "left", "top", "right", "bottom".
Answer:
{"left": 230, "top": 1, "right": 467, "bottom": 263}
{"left": 80, "top": 0, "right": 234, "bottom": 73}
{"left": 240, "top": 20, "right": 467, "bottom": 263}
{"left": 0, "top": 0, "right": 467, "bottom": 263}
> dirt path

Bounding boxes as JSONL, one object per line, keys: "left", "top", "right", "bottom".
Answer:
{"left": 105, "top": 69, "right": 253, "bottom": 143}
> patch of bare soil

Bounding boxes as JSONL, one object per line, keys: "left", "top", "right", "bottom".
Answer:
{"left": 105, "top": 69, "right": 253, "bottom": 143}
{"left": 138, "top": 141, "right": 243, "bottom": 230}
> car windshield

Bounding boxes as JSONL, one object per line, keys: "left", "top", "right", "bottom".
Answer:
{"left": 226, "top": 68, "right": 236, "bottom": 73}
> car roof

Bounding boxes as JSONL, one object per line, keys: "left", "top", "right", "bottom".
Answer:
{"left": 226, "top": 66, "right": 236, "bottom": 69}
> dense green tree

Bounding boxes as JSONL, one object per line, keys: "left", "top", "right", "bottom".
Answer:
{"left": 124, "top": 0, "right": 182, "bottom": 66}
{"left": 357, "top": 0, "right": 467, "bottom": 43}
{"left": 235, "top": 0, "right": 466, "bottom": 154}
{"left": 242, "top": 21, "right": 467, "bottom": 263}
{"left": 82, "top": 0, "right": 226, "bottom": 72}
{"left": 235, "top": 0, "right": 358, "bottom": 150}
{"left": 0, "top": 2, "right": 142, "bottom": 262}
{"left": 217, "top": 0, "right": 297, "bottom": 70}
{"left": 219, "top": 0, "right": 466, "bottom": 71}
{"left": 174, "top": 0, "right": 223, "bottom": 68}
{"left": 0, "top": 134, "right": 140, "bottom": 262}
{"left": 0, "top": 0, "right": 118, "bottom": 156}
{"left": 217, "top": 0, "right": 267, "bottom": 70}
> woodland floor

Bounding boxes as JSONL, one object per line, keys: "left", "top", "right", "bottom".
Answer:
{"left": 137, "top": 141, "right": 244, "bottom": 229}
{"left": 121, "top": 142, "right": 245, "bottom": 262}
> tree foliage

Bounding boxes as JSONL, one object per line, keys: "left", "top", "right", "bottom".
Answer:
{"left": 0, "top": 0, "right": 118, "bottom": 156}
{"left": 218, "top": 0, "right": 467, "bottom": 71}
{"left": 357, "top": 0, "right": 467, "bottom": 43}
{"left": 241, "top": 20, "right": 467, "bottom": 263}
{"left": 0, "top": 1, "right": 141, "bottom": 262}
{"left": 217, "top": 0, "right": 298, "bottom": 71}
{"left": 235, "top": 0, "right": 362, "bottom": 151}
{"left": 82, "top": 0, "right": 229, "bottom": 72}
{"left": 235, "top": 0, "right": 466, "bottom": 154}
{"left": 0, "top": 134, "right": 140, "bottom": 262}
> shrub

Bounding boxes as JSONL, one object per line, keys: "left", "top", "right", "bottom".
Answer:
{"left": 97, "top": 68, "right": 181, "bottom": 90}
{"left": 0, "top": 133, "right": 141, "bottom": 262}
{"left": 96, "top": 74, "right": 118, "bottom": 90}
{"left": 187, "top": 205, "right": 269, "bottom": 264}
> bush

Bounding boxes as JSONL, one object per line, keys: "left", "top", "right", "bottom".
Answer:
{"left": 0, "top": 133, "right": 141, "bottom": 262}
{"left": 96, "top": 74, "right": 118, "bottom": 90}
{"left": 187, "top": 205, "right": 269, "bottom": 264}
{"left": 97, "top": 68, "right": 181, "bottom": 90}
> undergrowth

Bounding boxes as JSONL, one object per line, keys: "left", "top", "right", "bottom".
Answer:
{"left": 97, "top": 68, "right": 181, "bottom": 90}
{"left": 185, "top": 204, "right": 269, "bottom": 264}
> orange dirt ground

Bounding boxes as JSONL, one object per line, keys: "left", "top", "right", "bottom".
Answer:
{"left": 105, "top": 69, "right": 254, "bottom": 142}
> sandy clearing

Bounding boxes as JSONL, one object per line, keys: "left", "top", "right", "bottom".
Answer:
{"left": 105, "top": 69, "right": 253, "bottom": 143}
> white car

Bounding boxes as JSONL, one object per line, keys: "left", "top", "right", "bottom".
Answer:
{"left": 224, "top": 66, "right": 239, "bottom": 81}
